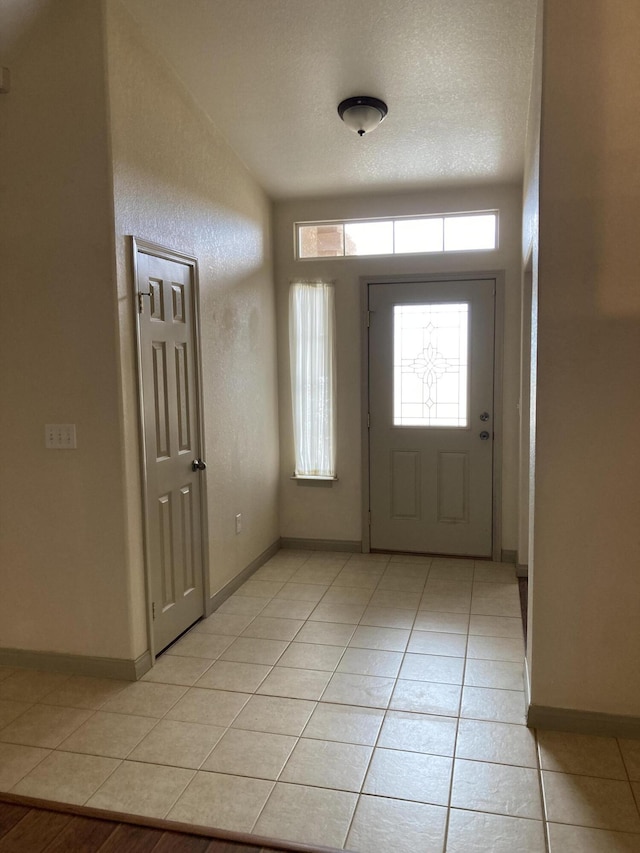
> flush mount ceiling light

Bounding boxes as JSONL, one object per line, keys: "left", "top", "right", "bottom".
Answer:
{"left": 338, "top": 96, "right": 388, "bottom": 136}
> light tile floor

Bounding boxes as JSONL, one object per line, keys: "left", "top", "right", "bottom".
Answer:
{"left": 1, "top": 550, "right": 639, "bottom": 852}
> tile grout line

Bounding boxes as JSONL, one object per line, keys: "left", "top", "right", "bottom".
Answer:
{"left": 313, "top": 554, "right": 392, "bottom": 846}
{"left": 248, "top": 551, "right": 388, "bottom": 845}
{"left": 338, "top": 555, "right": 429, "bottom": 849}
{"left": 615, "top": 733, "right": 640, "bottom": 822}
{"left": 218, "top": 551, "right": 339, "bottom": 837}
{"left": 158, "top": 766, "right": 198, "bottom": 822}
{"left": 441, "top": 560, "right": 476, "bottom": 853}
{"left": 533, "top": 721, "right": 551, "bottom": 852}
{"left": 17, "top": 678, "right": 191, "bottom": 808}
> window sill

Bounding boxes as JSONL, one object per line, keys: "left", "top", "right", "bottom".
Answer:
{"left": 290, "top": 474, "right": 338, "bottom": 484}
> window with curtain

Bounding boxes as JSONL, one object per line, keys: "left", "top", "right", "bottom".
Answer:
{"left": 289, "top": 281, "right": 336, "bottom": 478}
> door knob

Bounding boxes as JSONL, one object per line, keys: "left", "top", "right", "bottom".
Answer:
{"left": 480, "top": 412, "right": 490, "bottom": 421}
{"left": 191, "top": 459, "right": 207, "bottom": 471}
{"left": 479, "top": 431, "right": 490, "bottom": 441}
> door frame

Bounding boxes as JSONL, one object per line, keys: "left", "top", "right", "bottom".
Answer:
{"left": 360, "top": 271, "right": 505, "bottom": 561}
{"left": 518, "top": 254, "right": 533, "bottom": 574}
{"left": 131, "top": 237, "right": 209, "bottom": 662}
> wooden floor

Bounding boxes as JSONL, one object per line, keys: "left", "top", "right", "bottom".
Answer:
{"left": 0, "top": 796, "right": 338, "bottom": 853}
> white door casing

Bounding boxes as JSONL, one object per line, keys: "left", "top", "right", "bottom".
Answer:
{"left": 368, "top": 278, "right": 497, "bottom": 557}
{"left": 133, "top": 239, "right": 206, "bottom": 654}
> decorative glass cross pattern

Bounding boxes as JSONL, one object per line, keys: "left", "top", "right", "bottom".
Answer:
{"left": 393, "top": 302, "right": 469, "bottom": 427}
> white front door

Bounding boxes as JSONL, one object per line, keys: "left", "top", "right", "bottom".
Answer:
{"left": 368, "top": 278, "right": 495, "bottom": 557}
{"left": 134, "top": 240, "right": 206, "bottom": 652}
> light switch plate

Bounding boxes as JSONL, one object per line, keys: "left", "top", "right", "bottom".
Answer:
{"left": 45, "top": 424, "right": 77, "bottom": 449}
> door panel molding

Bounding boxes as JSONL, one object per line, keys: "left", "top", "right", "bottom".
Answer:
{"left": 361, "top": 271, "right": 504, "bottom": 560}
{"left": 391, "top": 450, "right": 421, "bottom": 519}
{"left": 437, "top": 451, "right": 469, "bottom": 523}
{"left": 132, "top": 238, "right": 209, "bottom": 662}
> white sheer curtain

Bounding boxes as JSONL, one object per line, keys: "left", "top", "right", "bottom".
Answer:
{"left": 289, "top": 281, "right": 336, "bottom": 478}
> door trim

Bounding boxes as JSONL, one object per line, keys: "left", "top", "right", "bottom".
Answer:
{"left": 131, "top": 237, "right": 209, "bottom": 662}
{"left": 360, "top": 271, "right": 504, "bottom": 561}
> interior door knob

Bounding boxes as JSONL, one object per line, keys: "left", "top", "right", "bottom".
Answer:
{"left": 191, "top": 459, "right": 207, "bottom": 471}
{"left": 479, "top": 431, "right": 490, "bottom": 441}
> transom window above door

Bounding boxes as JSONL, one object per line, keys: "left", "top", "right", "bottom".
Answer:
{"left": 296, "top": 211, "right": 498, "bottom": 259}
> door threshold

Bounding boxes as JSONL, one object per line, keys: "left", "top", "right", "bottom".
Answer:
{"left": 370, "top": 549, "right": 489, "bottom": 560}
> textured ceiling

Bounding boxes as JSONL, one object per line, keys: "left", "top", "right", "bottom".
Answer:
{"left": 121, "top": 0, "right": 537, "bottom": 199}
{"left": 1, "top": 0, "right": 537, "bottom": 199}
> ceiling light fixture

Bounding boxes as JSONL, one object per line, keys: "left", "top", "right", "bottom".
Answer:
{"left": 338, "top": 96, "right": 388, "bottom": 137}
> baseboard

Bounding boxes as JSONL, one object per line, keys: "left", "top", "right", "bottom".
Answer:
{"left": 279, "top": 538, "right": 362, "bottom": 552}
{"left": 0, "top": 648, "right": 150, "bottom": 682}
{"left": 516, "top": 563, "right": 528, "bottom": 578}
{"left": 205, "top": 539, "right": 281, "bottom": 616}
{"left": 528, "top": 703, "right": 640, "bottom": 738}
{"left": 133, "top": 651, "right": 152, "bottom": 679}
{"left": 501, "top": 549, "right": 517, "bottom": 564}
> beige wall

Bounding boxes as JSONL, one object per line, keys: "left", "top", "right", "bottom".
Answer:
{"left": 275, "top": 185, "right": 522, "bottom": 551}
{"left": 104, "top": 0, "right": 280, "bottom": 653}
{"left": 529, "top": 0, "right": 640, "bottom": 716}
{"left": 0, "top": 0, "right": 279, "bottom": 667}
{"left": 0, "top": 1, "right": 134, "bottom": 659}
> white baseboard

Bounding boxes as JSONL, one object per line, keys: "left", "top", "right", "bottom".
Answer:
{"left": 0, "top": 541, "right": 285, "bottom": 681}
{"left": 279, "top": 538, "right": 361, "bottom": 552}
{"left": 0, "top": 648, "right": 151, "bottom": 682}
{"left": 528, "top": 703, "right": 640, "bottom": 738}
{"left": 205, "top": 539, "right": 281, "bottom": 616}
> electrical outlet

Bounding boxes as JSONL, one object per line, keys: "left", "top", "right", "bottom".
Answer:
{"left": 45, "top": 424, "right": 77, "bottom": 449}
{"left": 235, "top": 513, "right": 242, "bottom": 534}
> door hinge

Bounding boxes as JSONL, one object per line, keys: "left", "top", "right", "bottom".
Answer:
{"left": 152, "top": 602, "right": 156, "bottom": 620}
{"left": 366, "top": 310, "right": 371, "bottom": 328}
{"left": 367, "top": 412, "right": 370, "bottom": 428}
{"left": 138, "top": 291, "right": 150, "bottom": 313}
{"left": 368, "top": 511, "right": 371, "bottom": 526}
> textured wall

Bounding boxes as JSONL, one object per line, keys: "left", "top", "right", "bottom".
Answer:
{"left": 0, "top": 1, "right": 134, "bottom": 658}
{"left": 275, "top": 185, "right": 522, "bottom": 551}
{"left": 530, "top": 0, "right": 640, "bottom": 715}
{"left": 104, "top": 0, "right": 280, "bottom": 654}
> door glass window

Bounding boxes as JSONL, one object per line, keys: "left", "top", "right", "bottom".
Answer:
{"left": 393, "top": 303, "right": 469, "bottom": 427}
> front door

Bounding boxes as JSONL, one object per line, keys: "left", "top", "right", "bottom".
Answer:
{"left": 134, "top": 240, "right": 206, "bottom": 652}
{"left": 368, "top": 278, "right": 495, "bottom": 556}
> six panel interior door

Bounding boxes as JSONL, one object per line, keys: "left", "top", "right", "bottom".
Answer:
{"left": 368, "top": 278, "right": 496, "bottom": 557}
{"left": 135, "top": 243, "right": 205, "bottom": 653}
